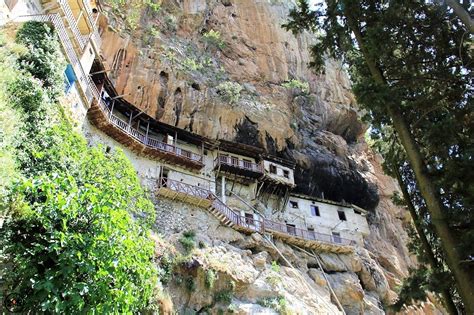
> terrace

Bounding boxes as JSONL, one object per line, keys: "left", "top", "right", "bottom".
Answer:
{"left": 87, "top": 97, "right": 205, "bottom": 170}
{"left": 156, "top": 177, "right": 354, "bottom": 253}
{"left": 214, "top": 155, "right": 264, "bottom": 179}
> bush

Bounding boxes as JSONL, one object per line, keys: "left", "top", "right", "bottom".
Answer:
{"left": 205, "top": 269, "right": 216, "bottom": 289}
{"left": 202, "top": 30, "right": 225, "bottom": 50}
{"left": 184, "top": 277, "right": 196, "bottom": 292}
{"left": 271, "top": 260, "right": 281, "bottom": 273}
{"left": 179, "top": 230, "right": 196, "bottom": 253}
{"left": 257, "top": 296, "right": 288, "bottom": 314}
{"left": 282, "top": 79, "right": 309, "bottom": 94}
{"left": 216, "top": 81, "right": 242, "bottom": 105}
{"left": 16, "top": 21, "right": 66, "bottom": 99}
{"left": 214, "top": 289, "right": 233, "bottom": 304}
{"left": 0, "top": 22, "right": 158, "bottom": 313}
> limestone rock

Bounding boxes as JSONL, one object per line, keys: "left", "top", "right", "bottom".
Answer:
{"left": 327, "top": 271, "right": 365, "bottom": 315}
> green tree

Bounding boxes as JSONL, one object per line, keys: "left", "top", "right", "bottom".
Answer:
{"left": 284, "top": 0, "right": 473, "bottom": 313}
{"left": 0, "top": 21, "right": 158, "bottom": 312}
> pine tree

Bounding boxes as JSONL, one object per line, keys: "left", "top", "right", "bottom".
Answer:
{"left": 284, "top": 0, "right": 473, "bottom": 312}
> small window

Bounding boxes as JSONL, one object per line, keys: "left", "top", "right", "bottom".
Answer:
{"left": 307, "top": 227, "right": 315, "bottom": 239}
{"left": 105, "top": 146, "right": 112, "bottom": 154}
{"left": 283, "top": 169, "right": 289, "bottom": 178}
{"left": 338, "top": 210, "right": 347, "bottom": 221}
{"left": 269, "top": 164, "right": 277, "bottom": 174}
{"left": 354, "top": 209, "right": 362, "bottom": 215}
{"left": 89, "top": 48, "right": 93, "bottom": 55}
{"left": 286, "top": 224, "right": 296, "bottom": 236}
{"left": 332, "top": 232, "right": 341, "bottom": 243}
{"left": 290, "top": 201, "right": 298, "bottom": 209}
{"left": 244, "top": 213, "right": 254, "bottom": 225}
{"left": 310, "top": 205, "right": 320, "bottom": 216}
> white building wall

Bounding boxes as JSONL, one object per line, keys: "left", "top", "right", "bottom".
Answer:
{"left": 79, "top": 41, "right": 95, "bottom": 74}
{"left": 263, "top": 160, "right": 294, "bottom": 186}
{"left": 83, "top": 120, "right": 162, "bottom": 192}
{"left": 1, "top": 0, "right": 43, "bottom": 25}
{"left": 277, "top": 196, "right": 370, "bottom": 244}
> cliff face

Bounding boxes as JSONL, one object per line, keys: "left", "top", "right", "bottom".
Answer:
{"left": 96, "top": 0, "right": 439, "bottom": 313}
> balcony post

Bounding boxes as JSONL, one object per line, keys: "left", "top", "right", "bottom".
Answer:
{"left": 145, "top": 121, "right": 150, "bottom": 144}
{"left": 221, "top": 176, "right": 226, "bottom": 204}
{"left": 109, "top": 99, "right": 115, "bottom": 119}
{"left": 174, "top": 131, "right": 178, "bottom": 153}
{"left": 128, "top": 111, "right": 133, "bottom": 132}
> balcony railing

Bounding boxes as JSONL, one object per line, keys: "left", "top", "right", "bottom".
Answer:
{"left": 263, "top": 219, "right": 355, "bottom": 246}
{"left": 58, "top": 0, "right": 87, "bottom": 50}
{"left": 157, "top": 178, "right": 353, "bottom": 246}
{"left": 215, "top": 155, "right": 263, "bottom": 173}
{"left": 158, "top": 177, "right": 212, "bottom": 200}
{"left": 97, "top": 101, "right": 203, "bottom": 163}
{"left": 81, "top": 0, "right": 102, "bottom": 49}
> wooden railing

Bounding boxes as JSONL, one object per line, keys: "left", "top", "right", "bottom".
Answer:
{"left": 58, "top": 0, "right": 86, "bottom": 50}
{"left": 159, "top": 177, "right": 212, "bottom": 200}
{"left": 81, "top": 0, "right": 102, "bottom": 49}
{"left": 158, "top": 178, "right": 353, "bottom": 245}
{"left": 263, "top": 219, "right": 355, "bottom": 246}
{"left": 215, "top": 155, "right": 264, "bottom": 173}
{"left": 97, "top": 100, "right": 203, "bottom": 163}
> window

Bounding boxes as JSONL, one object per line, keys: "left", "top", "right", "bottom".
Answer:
{"left": 338, "top": 210, "right": 347, "bottom": 221}
{"left": 310, "top": 205, "right": 320, "bottom": 216}
{"left": 354, "top": 209, "right": 362, "bottom": 215}
{"left": 332, "top": 232, "right": 341, "bottom": 243}
{"left": 307, "top": 227, "right": 315, "bottom": 240}
{"left": 286, "top": 224, "right": 296, "bottom": 236}
{"left": 290, "top": 201, "right": 299, "bottom": 209}
{"left": 269, "top": 164, "right": 277, "bottom": 174}
{"left": 283, "top": 169, "right": 289, "bottom": 178}
{"left": 244, "top": 213, "right": 254, "bottom": 225}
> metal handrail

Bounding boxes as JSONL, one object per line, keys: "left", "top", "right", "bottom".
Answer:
{"left": 263, "top": 218, "right": 355, "bottom": 246}
{"left": 157, "top": 178, "right": 352, "bottom": 246}
{"left": 58, "top": 0, "right": 86, "bottom": 50}
{"left": 215, "top": 155, "right": 263, "bottom": 172}
{"left": 81, "top": 0, "right": 102, "bottom": 49}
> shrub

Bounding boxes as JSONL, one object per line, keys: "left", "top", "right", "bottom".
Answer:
{"left": 257, "top": 296, "right": 288, "bottom": 314}
{"left": 0, "top": 21, "right": 158, "bottom": 313}
{"left": 282, "top": 79, "right": 309, "bottom": 94}
{"left": 214, "top": 289, "right": 233, "bottom": 304}
{"left": 202, "top": 30, "right": 225, "bottom": 50}
{"left": 179, "top": 230, "right": 196, "bottom": 253}
{"left": 216, "top": 81, "right": 242, "bottom": 105}
{"left": 271, "top": 260, "right": 281, "bottom": 273}
{"left": 205, "top": 269, "right": 216, "bottom": 289}
{"left": 184, "top": 277, "right": 196, "bottom": 292}
{"left": 15, "top": 21, "right": 66, "bottom": 99}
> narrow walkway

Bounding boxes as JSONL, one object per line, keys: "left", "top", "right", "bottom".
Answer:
{"left": 157, "top": 178, "right": 354, "bottom": 253}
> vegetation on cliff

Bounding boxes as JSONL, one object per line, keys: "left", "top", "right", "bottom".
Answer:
{"left": 285, "top": 0, "right": 472, "bottom": 313}
{"left": 0, "top": 22, "right": 158, "bottom": 312}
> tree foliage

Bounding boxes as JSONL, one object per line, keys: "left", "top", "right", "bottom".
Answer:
{"left": 0, "top": 21, "right": 158, "bottom": 312}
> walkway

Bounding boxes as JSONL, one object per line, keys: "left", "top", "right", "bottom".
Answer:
{"left": 157, "top": 178, "right": 355, "bottom": 253}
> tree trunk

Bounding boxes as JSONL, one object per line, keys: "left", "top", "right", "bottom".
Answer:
{"left": 342, "top": 2, "right": 474, "bottom": 313}
{"left": 444, "top": 0, "right": 474, "bottom": 33}
{"left": 394, "top": 167, "right": 458, "bottom": 315}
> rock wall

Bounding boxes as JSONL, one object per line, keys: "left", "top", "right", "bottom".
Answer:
{"left": 92, "top": 0, "right": 446, "bottom": 313}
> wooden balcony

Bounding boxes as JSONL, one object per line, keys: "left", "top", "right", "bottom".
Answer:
{"left": 263, "top": 219, "right": 355, "bottom": 253}
{"left": 156, "top": 177, "right": 353, "bottom": 252}
{"left": 157, "top": 178, "right": 214, "bottom": 208}
{"left": 88, "top": 99, "right": 204, "bottom": 170}
{"left": 214, "top": 155, "right": 264, "bottom": 179}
